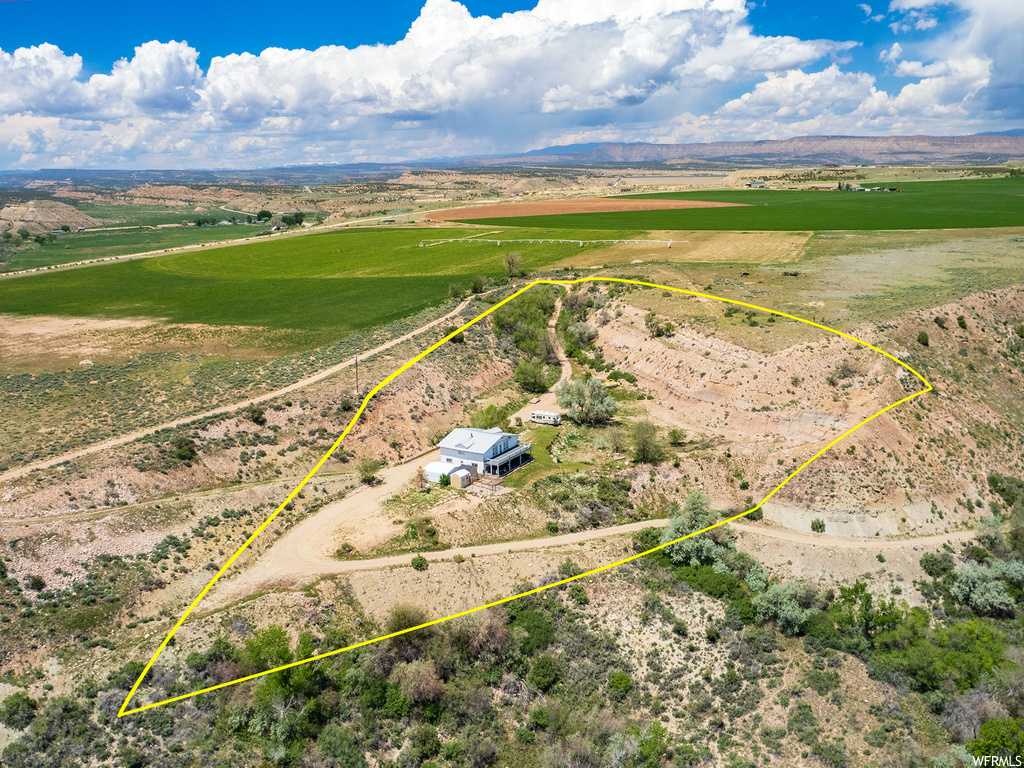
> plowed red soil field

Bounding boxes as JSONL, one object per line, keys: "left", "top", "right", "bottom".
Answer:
{"left": 427, "top": 197, "right": 746, "bottom": 221}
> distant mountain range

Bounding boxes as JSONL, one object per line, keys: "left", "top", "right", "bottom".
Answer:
{"left": 1, "top": 133, "right": 1021, "bottom": 188}
{"left": 478, "top": 133, "right": 1024, "bottom": 167}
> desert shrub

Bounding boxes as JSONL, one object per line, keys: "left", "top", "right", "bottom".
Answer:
{"left": 411, "top": 555, "right": 429, "bottom": 571}
{"left": 753, "top": 581, "right": 818, "bottom": 636}
{"left": 443, "top": 325, "right": 465, "bottom": 343}
{"left": 527, "top": 654, "right": 561, "bottom": 691}
{"left": 510, "top": 609, "right": 554, "bottom": 655}
{"left": 918, "top": 331, "right": 930, "bottom": 346}
{"left": 921, "top": 552, "right": 956, "bottom": 579}
{"left": 803, "top": 668, "right": 841, "bottom": 695}
{"left": 503, "top": 251, "right": 523, "bottom": 277}
{"left": 356, "top": 457, "right": 381, "bottom": 483}
{"left": 608, "top": 671, "right": 632, "bottom": 701}
{"left": 245, "top": 405, "right": 266, "bottom": 425}
{"left": 811, "top": 518, "right": 826, "bottom": 533}
{"left": 317, "top": 724, "right": 368, "bottom": 767}
{"left": 568, "top": 585, "right": 589, "bottom": 605}
{"left": 950, "top": 563, "right": 1016, "bottom": 617}
{"left": 632, "top": 526, "right": 661, "bottom": 554}
{"left": 787, "top": 702, "right": 818, "bottom": 744}
{"left": 392, "top": 660, "right": 445, "bottom": 703}
{"left": 24, "top": 574, "right": 45, "bottom": 592}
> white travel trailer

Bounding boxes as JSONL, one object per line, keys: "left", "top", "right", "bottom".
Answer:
{"left": 529, "top": 410, "right": 561, "bottom": 426}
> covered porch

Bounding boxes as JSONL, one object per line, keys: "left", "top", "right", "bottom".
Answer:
{"left": 484, "top": 442, "right": 532, "bottom": 476}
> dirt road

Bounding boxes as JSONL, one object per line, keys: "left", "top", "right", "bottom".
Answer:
{"left": 0, "top": 296, "right": 478, "bottom": 484}
{"left": 205, "top": 499, "right": 975, "bottom": 612}
{"left": 206, "top": 453, "right": 439, "bottom": 609}
{"left": 731, "top": 521, "right": 975, "bottom": 549}
{"left": 510, "top": 293, "right": 572, "bottom": 424}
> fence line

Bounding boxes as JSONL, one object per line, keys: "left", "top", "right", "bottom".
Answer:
{"left": 419, "top": 237, "right": 686, "bottom": 248}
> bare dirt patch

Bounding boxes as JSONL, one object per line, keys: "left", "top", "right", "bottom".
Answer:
{"left": 426, "top": 197, "right": 746, "bottom": 221}
{"left": 550, "top": 230, "right": 812, "bottom": 268}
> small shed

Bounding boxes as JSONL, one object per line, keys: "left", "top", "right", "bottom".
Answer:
{"left": 451, "top": 468, "right": 472, "bottom": 488}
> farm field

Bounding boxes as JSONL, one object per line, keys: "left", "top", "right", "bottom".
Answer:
{"left": 459, "top": 176, "right": 1024, "bottom": 231}
{"left": 0, "top": 227, "right": 623, "bottom": 334}
{"left": 5, "top": 223, "right": 260, "bottom": 270}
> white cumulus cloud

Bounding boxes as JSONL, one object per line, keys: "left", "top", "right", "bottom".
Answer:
{"left": 0, "top": 0, "right": 1019, "bottom": 167}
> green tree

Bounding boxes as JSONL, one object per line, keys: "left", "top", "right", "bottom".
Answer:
{"left": 471, "top": 275, "right": 487, "bottom": 293}
{"left": 556, "top": 378, "right": 617, "bottom": 425}
{"left": 515, "top": 357, "right": 548, "bottom": 393}
{"left": 631, "top": 420, "right": 662, "bottom": 463}
{"left": 256, "top": 209, "right": 273, "bottom": 222}
{"left": 0, "top": 692, "right": 37, "bottom": 730}
{"left": 16, "top": 228, "right": 29, "bottom": 240}
{"left": 281, "top": 212, "right": 305, "bottom": 226}
{"left": 917, "top": 331, "right": 930, "bottom": 347}
{"left": 966, "top": 718, "right": 1024, "bottom": 758}
{"left": 59, "top": 224, "right": 70, "bottom": 232}
{"left": 661, "top": 492, "right": 733, "bottom": 568}
{"left": 239, "top": 625, "right": 293, "bottom": 674}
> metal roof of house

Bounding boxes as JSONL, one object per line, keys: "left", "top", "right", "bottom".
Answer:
{"left": 438, "top": 427, "right": 514, "bottom": 455}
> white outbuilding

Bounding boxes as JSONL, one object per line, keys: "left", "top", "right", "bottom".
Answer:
{"left": 423, "top": 461, "right": 458, "bottom": 484}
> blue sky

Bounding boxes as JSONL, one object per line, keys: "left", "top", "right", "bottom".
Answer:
{"left": 0, "top": 0, "right": 1020, "bottom": 168}
{"left": 0, "top": 0, "right": 538, "bottom": 72}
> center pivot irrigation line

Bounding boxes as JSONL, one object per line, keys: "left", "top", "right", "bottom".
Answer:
{"left": 419, "top": 237, "right": 686, "bottom": 248}
{"left": 118, "top": 277, "right": 931, "bottom": 717}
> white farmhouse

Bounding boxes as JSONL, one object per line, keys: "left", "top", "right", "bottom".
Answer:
{"left": 437, "top": 426, "right": 532, "bottom": 476}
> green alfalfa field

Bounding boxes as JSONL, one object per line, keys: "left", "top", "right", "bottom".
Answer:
{"left": 459, "top": 177, "right": 1024, "bottom": 231}
{"left": 0, "top": 227, "right": 629, "bottom": 337}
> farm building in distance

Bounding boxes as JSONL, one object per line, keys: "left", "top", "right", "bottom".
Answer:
{"left": 437, "top": 426, "right": 532, "bottom": 477}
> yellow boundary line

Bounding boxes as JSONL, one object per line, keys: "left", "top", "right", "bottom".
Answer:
{"left": 118, "top": 278, "right": 931, "bottom": 717}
